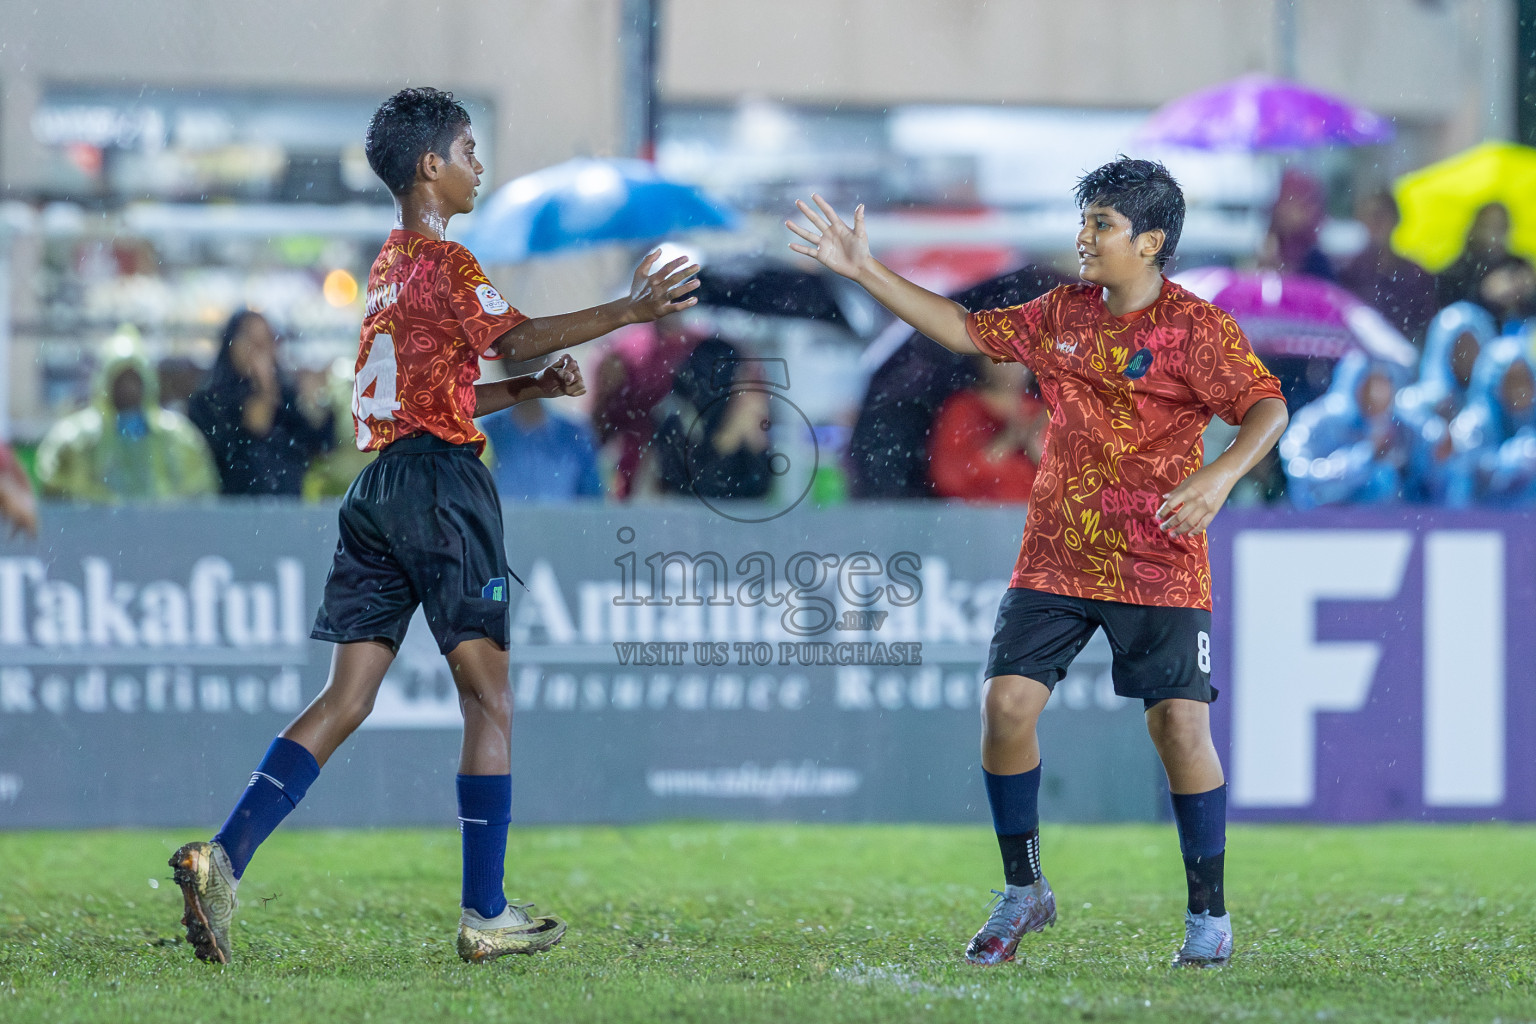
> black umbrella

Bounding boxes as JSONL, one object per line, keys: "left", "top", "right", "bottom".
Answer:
{"left": 692, "top": 259, "right": 882, "bottom": 335}
{"left": 847, "top": 265, "right": 1071, "bottom": 499}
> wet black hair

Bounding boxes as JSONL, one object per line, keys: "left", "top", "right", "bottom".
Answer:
{"left": 1074, "top": 157, "right": 1186, "bottom": 270}
{"left": 364, "top": 88, "right": 472, "bottom": 196}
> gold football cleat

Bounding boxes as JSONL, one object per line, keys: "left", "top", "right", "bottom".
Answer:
{"left": 169, "top": 841, "right": 239, "bottom": 964}
{"left": 457, "top": 901, "right": 567, "bottom": 963}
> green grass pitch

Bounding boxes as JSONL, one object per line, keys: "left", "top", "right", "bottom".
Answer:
{"left": 1, "top": 824, "right": 1532, "bottom": 1023}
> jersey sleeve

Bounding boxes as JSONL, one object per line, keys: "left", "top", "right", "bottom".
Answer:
{"left": 444, "top": 248, "right": 529, "bottom": 359}
{"left": 965, "top": 293, "right": 1051, "bottom": 370}
{"left": 1185, "top": 309, "right": 1286, "bottom": 424}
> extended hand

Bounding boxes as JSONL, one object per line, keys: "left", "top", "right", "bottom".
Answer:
{"left": 535, "top": 354, "right": 587, "bottom": 398}
{"left": 1155, "top": 465, "right": 1235, "bottom": 537}
{"left": 626, "top": 251, "right": 700, "bottom": 324}
{"left": 786, "top": 195, "right": 871, "bottom": 281}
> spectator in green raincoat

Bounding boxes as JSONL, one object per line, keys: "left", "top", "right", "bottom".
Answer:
{"left": 35, "top": 328, "right": 218, "bottom": 503}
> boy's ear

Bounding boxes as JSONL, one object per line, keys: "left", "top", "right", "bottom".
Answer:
{"left": 1138, "top": 228, "right": 1166, "bottom": 264}
{"left": 417, "top": 150, "right": 444, "bottom": 184}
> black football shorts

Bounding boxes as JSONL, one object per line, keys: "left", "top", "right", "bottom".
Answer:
{"left": 311, "top": 433, "right": 513, "bottom": 655}
{"left": 983, "top": 586, "right": 1215, "bottom": 707}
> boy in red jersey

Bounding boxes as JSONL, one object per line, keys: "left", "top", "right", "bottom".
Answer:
{"left": 788, "top": 159, "right": 1287, "bottom": 968}
{"left": 170, "top": 88, "right": 698, "bottom": 965}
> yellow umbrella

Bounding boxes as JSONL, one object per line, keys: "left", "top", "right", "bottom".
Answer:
{"left": 1392, "top": 141, "right": 1536, "bottom": 272}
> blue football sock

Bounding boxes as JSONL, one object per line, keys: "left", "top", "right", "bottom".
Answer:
{"left": 457, "top": 774, "right": 511, "bottom": 919}
{"left": 213, "top": 736, "right": 320, "bottom": 880}
{"left": 984, "top": 765, "right": 1042, "bottom": 886}
{"left": 1171, "top": 783, "right": 1227, "bottom": 916}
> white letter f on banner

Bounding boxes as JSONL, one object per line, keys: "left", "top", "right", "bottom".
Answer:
{"left": 1232, "top": 531, "right": 1413, "bottom": 807}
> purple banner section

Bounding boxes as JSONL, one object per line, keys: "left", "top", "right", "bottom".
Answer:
{"left": 1209, "top": 507, "right": 1536, "bottom": 822}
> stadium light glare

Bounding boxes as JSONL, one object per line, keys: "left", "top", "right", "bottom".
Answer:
{"left": 323, "top": 268, "right": 358, "bottom": 307}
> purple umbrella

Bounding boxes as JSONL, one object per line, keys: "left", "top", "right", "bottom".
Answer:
{"left": 1173, "top": 267, "right": 1417, "bottom": 366}
{"left": 1138, "top": 74, "right": 1393, "bottom": 151}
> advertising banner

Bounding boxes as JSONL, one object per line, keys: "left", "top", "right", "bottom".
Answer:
{"left": 0, "top": 503, "right": 1159, "bottom": 828}
{"left": 1208, "top": 507, "right": 1536, "bottom": 822}
{"left": 6, "top": 502, "right": 1527, "bottom": 828}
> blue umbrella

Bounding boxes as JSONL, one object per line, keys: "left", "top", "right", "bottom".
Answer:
{"left": 459, "top": 158, "right": 738, "bottom": 263}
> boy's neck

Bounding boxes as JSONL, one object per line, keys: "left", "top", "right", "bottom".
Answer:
{"left": 396, "top": 196, "right": 453, "bottom": 241}
{"left": 1099, "top": 270, "right": 1166, "bottom": 318}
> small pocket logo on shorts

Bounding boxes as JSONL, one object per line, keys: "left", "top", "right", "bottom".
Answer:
{"left": 482, "top": 577, "right": 508, "bottom": 602}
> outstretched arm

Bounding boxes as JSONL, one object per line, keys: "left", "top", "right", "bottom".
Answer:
{"left": 1156, "top": 397, "right": 1289, "bottom": 536}
{"left": 787, "top": 195, "right": 977, "bottom": 355}
{"left": 494, "top": 251, "right": 699, "bottom": 362}
{"left": 474, "top": 354, "right": 586, "bottom": 418}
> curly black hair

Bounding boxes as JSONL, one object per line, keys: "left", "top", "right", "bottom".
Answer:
{"left": 364, "top": 88, "right": 472, "bottom": 196}
{"left": 1074, "top": 157, "right": 1186, "bottom": 270}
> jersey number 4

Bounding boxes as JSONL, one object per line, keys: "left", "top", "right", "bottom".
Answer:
{"left": 352, "top": 332, "right": 401, "bottom": 448}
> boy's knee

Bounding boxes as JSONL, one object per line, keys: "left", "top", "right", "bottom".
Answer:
{"left": 457, "top": 680, "right": 512, "bottom": 719}
{"left": 1147, "top": 701, "right": 1211, "bottom": 752}
{"left": 317, "top": 685, "right": 376, "bottom": 731}
{"left": 346, "top": 706, "right": 374, "bottom": 734}
{"left": 982, "top": 678, "right": 1044, "bottom": 734}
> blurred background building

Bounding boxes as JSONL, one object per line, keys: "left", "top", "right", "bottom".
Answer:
{"left": 0, "top": 0, "right": 1527, "bottom": 450}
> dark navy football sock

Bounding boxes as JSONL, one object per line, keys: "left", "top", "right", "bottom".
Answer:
{"left": 997, "top": 830, "right": 1042, "bottom": 887}
{"left": 213, "top": 736, "right": 321, "bottom": 880}
{"left": 985, "top": 765, "right": 1042, "bottom": 887}
{"left": 457, "top": 773, "right": 512, "bottom": 919}
{"left": 1171, "top": 783, "right": 1227, "bottom": 916}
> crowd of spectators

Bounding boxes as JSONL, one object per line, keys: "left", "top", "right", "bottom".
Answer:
{"left": 1284, "top": 303, "right": 1536, "bottom": 508}
{"left": 849, "top": 178, "right": 1536, "bottom": 510}
{"left": 12, "top": 177, "right": 1535, "bottom": 512}
{"left": 1274, "top": 189, "right": 1536, "bottom": 508}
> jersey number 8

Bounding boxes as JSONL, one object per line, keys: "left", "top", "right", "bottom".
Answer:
{"left": 352, "top": 333, "right": 401, "bottom": 448}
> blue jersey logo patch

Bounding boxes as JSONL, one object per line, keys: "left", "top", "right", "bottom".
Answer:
{"left": 482, "top": 577, "right": 508, "bottom": 602}
{"left": 1122, "top": 348, "right": 1154, "bottom": 380}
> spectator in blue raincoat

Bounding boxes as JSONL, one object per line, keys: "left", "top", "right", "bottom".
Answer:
{"left": 1279, "top": 352, "right": 1413, "bottom": 508}
{"left": 1394, "top": 302, "right": 1497, "bottom": 501}
{"left": 1442, "top": 337, "right": 1536, "bottom": 506}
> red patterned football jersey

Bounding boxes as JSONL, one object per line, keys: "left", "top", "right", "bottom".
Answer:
{"left": 966, "top": 279, "right": 1283, "bottom": 610}
{"left": 352, "top": 230, "right": 528, "bottom": 453}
